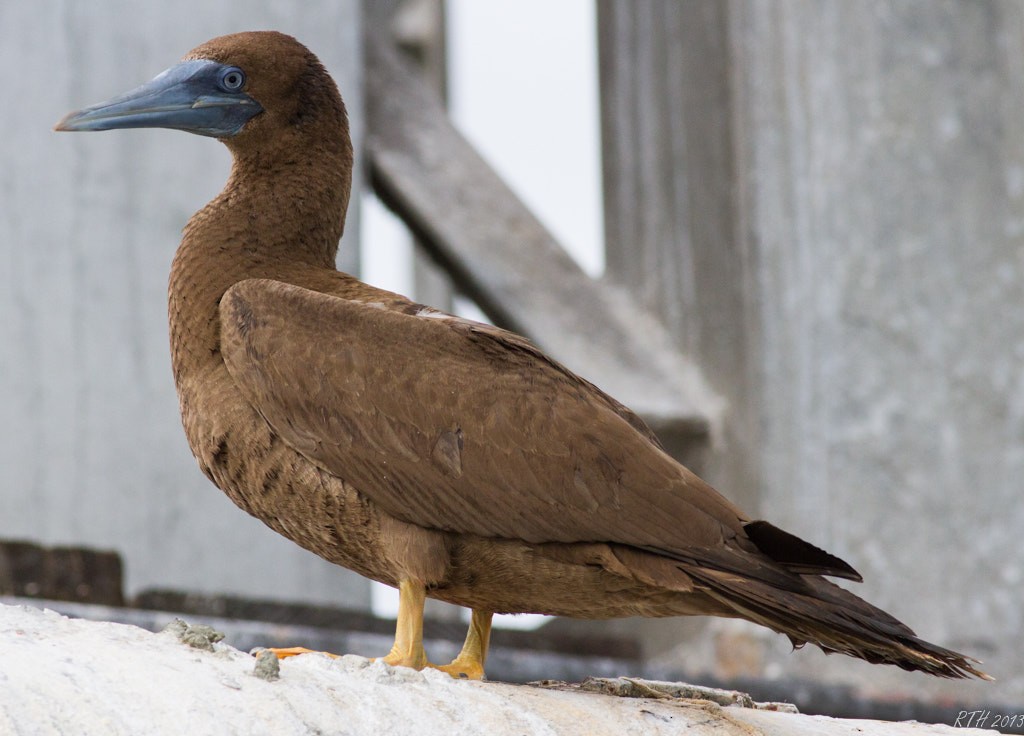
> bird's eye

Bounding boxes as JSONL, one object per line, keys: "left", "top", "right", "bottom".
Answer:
{"left": 219, "top": 67, "right": 246, "bottom": 91}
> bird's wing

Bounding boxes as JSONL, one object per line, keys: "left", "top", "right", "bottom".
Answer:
{"left": 218, "top": 278, "right": 751, "bottom": 554}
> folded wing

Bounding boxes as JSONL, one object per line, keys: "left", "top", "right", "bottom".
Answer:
{"left": 219, "top": 279, "right": 752, "bottom": 556}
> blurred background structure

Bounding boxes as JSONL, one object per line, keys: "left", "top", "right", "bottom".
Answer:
{"left": 2, "top": 0, "right": 1021, "bottom": 723}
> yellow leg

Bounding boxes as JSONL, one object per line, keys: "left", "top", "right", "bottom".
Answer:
{"left": 266, "top": 581, "right": 490, "bottom": 681}
{"left": 266, "top": 579, "right": 427, "bottom": 665}
{"left": 379, "top": 579, "right": 429, "bottom": 669}
{"left": 436, "top": 609, "right": 493, "bottom": 680}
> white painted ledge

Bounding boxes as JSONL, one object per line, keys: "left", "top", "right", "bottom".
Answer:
{"left": 0, "top": 603, "right": 996, "bottom": 736}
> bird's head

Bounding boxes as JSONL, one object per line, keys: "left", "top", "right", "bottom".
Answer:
{"left": 55, "top": 31, "right": 347, "bottom": 155}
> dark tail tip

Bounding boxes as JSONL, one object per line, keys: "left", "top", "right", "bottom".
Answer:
{"left": 744, "top": 520, "right": 862, "bottom": 581}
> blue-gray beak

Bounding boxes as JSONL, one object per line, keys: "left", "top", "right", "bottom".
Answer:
{"left": 55, "top": 59, "right": 263, "bottom": 138}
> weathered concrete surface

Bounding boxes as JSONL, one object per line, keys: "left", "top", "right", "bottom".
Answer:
{"left": 0, "top": 602, "right": 999, "bottom": 736}
{"left": 0, "top": 594, "right": 643, "bottom": 686}
{"left": 0, "top": 2, "right": 368, "bottom": 607}
{"left": 598, "top": 0, "right": 1024, "bottom": 704}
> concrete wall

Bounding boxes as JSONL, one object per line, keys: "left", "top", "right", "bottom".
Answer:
{"left": 0, "top": 1, "right": 370, "bottom": 608}
{"left": 599, "top": 0, "right": 1023, "bottom": 702}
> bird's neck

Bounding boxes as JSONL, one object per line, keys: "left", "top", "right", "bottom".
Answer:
{"left": 217, "top": 134, "right": 353, "bottom": 267}
{"left": 168, "top": 130, "right": 353, "bottom": 386}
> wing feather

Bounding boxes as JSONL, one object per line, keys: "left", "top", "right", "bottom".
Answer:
{"left": 219, "top": 279, "right": 750, "bottom": 555}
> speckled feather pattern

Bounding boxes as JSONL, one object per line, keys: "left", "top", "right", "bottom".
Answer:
{"left": 161, "top": 32, "right": 985, "bottom": 678}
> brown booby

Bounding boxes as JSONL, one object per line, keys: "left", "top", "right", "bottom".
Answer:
{"left": 56, "top": 31, "right": 988, "bottom": 681}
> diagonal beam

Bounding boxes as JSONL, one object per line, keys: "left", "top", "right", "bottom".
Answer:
{"left": 363, "top": 27, "right": 719, "bottom": 461}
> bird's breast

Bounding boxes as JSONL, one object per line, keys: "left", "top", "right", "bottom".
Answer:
{"left": 174, "top": 359, "right": 387, "bottom": 581}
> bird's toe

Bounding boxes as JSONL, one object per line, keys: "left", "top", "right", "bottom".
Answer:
{"left": 260, "top": 646, "right": 340, "bottom": 660}
{"left": 432, "top": 657, "right": 486, "bottom": 681}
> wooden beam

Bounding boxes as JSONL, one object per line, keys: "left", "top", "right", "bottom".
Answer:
{"left": 363, "top": 27, "right": 718, "bottom": 461}
{"left": 364, "top": 0, "right": 456, "bottom": 313}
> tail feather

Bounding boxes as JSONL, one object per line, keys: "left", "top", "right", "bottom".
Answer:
{"left": 685, "top": 564, "right": 991, "bottom": 680}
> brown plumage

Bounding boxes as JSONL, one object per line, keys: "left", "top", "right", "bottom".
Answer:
{"left": 56, "top": 31, "right": 988, "bottom": 681}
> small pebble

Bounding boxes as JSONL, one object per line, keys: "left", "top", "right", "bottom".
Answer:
{"left": 253, "top": 650, "right": 280, "bottom": 681}
{"left": 161, "top": 618, "right": 225, "bottom": 652}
